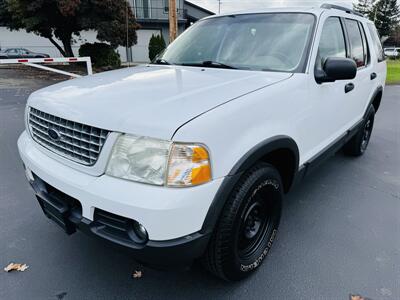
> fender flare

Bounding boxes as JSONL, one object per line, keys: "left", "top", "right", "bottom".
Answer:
{"left": 200, "top": 135, "right": 299, "bottom": 234}
{"left": 366, "top": 85, "right": 383, "bottom": 116}
{"left": 228, "top": 135, "right": 299, "bottom": 177}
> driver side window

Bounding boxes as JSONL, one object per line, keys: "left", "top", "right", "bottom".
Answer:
{"left": 316, "top": 17, "right": 346, "bottom": 70}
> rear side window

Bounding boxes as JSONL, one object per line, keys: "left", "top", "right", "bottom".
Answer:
{"left": 359, "top": 23, "right": 370, "bottom": 65}
{"left": 367, "top": 23, "right": 385, "bottom": 62}
{"left": 316, "top": 17, "right": 346, "bottom": 70}
{"left": 345, "top": 19, "right": 366, "bottom": 67}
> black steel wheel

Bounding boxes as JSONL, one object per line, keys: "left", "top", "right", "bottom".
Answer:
{"left": 203, "top": 163, "right": 282, "bottom": 281}
{"left": 344, "top": 105, "right": 375, "bottom": 157}
{"left": 360, "top": 118, "right": 373, "bottom": 153}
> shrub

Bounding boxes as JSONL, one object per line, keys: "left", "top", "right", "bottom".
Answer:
{"left": 149, "top": 34, "right": 166, "bottom": 61}
{"left": 79, "top": 43, "right": 121, "bottom": 68}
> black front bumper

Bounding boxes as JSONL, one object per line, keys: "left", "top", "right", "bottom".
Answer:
{"left": 30, "top": 174, "right": 211, "bottom": 268}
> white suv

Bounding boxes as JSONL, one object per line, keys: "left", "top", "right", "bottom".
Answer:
{"left": 18, "top": 4, "right": 386, "bottom": 281}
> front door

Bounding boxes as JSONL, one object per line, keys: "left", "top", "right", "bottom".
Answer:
{"left": 302, "top": 16, "right": 357, "bottom": 162}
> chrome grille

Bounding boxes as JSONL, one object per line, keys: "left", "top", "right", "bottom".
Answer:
{"left": 28, "top": 107, "right": 110, "bottom": 166}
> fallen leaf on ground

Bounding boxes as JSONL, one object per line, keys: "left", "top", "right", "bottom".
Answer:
{"left": 4, "top": 263, "right": 29, "bottom": 272}
{"left": 350, "top": 294, "right": 374, "bottom": 300}
{"left": 132, "top": 270, "right": 142, "bottom": 279}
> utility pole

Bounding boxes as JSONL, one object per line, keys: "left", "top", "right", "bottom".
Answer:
{"left": 218, "top": 0, "right": 221, "bottom": 14}
{"left": 126, "top": 0, "right": 131, "bottom": 66}
{"left": 169, "top": 0, "right": 177, "bottom": 43}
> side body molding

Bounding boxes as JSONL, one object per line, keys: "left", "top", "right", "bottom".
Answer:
{"left": 201, "top": 136, "right": 300, "bottom": 234}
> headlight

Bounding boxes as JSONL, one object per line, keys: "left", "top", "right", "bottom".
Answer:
{"left": 106, "top": 135, "right": 171, "bottom": 185}
{"left": 106, "top": 134, "right": 211, "bottom": 187}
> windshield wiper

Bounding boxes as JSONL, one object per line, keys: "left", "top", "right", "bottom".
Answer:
{"left": 181, "top": 61, "right": 237, "bottom": 69}
{"left": 152, "top": 58, "right": 171, "bottom": 65}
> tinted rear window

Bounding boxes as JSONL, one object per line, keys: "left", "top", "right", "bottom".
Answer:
{"left": 345, "top": 19, "right": 366, "bottom": 67}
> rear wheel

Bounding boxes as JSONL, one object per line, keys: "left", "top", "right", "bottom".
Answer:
{"left": 203, "top": 163, "right": 282, "bottom": 281}
{"left": 344, "top": 106, "right": 375, "bottom": 156}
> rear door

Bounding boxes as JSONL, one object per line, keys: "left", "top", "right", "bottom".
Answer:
{"left": 20, "top": 49, "right": 31, "bottom": 58}
{"left": 342, "top": 18, "right": 372, "bottom": 122}
{"left": 366, "top": 23, "right": 387, "bottom": 92}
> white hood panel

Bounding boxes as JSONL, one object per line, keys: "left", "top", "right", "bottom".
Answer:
{"left": 28, "top": 65, "right": 291, "bottom": 139}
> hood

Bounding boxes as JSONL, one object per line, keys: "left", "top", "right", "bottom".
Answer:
{"left": 28, "top": 65, "right": 291, "bottom": 140}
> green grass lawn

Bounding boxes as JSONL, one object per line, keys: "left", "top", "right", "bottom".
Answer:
{"left": 386, "top": 59, "right": 400, "bottom": 85}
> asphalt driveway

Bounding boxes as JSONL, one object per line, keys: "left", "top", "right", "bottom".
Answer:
{"left": 0, "top": 68, "right": 399, "bottom": 300}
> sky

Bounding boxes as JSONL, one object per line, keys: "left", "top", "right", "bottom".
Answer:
{"left": 189, "top": 0, "right": 393, "bottom": 14}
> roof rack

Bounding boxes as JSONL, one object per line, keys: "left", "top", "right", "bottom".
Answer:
{"left": 320, "top": 3, "right": 364, "bottom": 17}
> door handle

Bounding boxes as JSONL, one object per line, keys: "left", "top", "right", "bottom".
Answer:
{"left": 345, "top": 83, "right": 355, "bottom": 93}
{"left": 370, "top": 72, "right": 377, "bottom": 80}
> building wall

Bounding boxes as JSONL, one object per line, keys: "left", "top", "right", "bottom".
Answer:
{"left": 0, "top": 27, "right": 161, "bottom": 63}
{"left": 185, "top": 3, "right": 213, "bottom": 21}
{"left": 131, "top": 0, "right": 185, "bottom": 21}
{"left": 124, "top": 28, "right": 162, "bottom": 62}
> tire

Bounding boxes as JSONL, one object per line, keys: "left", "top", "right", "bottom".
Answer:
{"left": 344, "top": 106, "right": 375, "bottom": 156}
{"left": 203, "top": 163, "right": 283, "bottom": 281}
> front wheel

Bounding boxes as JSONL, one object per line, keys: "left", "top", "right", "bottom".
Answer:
{"left": 203, "top": 163, "right": 283, "bottom": 281}
{"left": 344, "top": 106, "right": 375, "bottom": 156}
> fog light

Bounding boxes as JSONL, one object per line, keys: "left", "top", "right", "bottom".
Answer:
{"left": 134, "top": 222, "right": 148, "bottom": 242}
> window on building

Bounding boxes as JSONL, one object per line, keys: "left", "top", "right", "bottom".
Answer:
{"left": 136, "top": 0, "right": 151, "bottom": 19}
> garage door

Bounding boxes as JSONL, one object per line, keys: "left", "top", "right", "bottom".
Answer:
{"left": 132, "top": 29, "right": 162, "bottom": 63}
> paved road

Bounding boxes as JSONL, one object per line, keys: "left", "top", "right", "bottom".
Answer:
{"left": 0, "top": 68, "right": 399, "bottom": 300}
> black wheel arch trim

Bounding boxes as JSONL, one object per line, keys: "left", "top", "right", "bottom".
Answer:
{"left": 201, "top": 135, "right": 299, "bottom": 235}
{"left": 228, "top": 135, "right": 299, "bottom": 177}
{"left": 366, "top": 85, "right": 383, "bottom": 115}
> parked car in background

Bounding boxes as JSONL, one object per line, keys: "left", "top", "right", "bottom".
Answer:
{"left": 384, "top": 47, "right": 399, "bottom": 58}
{"left": 0, "top": 48, "right": 50, "bottom": 59}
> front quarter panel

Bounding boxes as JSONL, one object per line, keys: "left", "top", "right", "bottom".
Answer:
{"left": 172, "top": 74, "right": 309, "bottom": 180}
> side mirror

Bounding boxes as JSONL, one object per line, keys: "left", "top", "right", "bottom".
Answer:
{"left": 315, "top": 57, "right": 357, "bottom": 84}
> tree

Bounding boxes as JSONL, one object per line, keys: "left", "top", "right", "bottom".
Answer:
{"left": 0, "top": 0, "right": 140, "bottom": 57}
{"left": 353, "top": 0, "right": 375, "bottom": 17}
{"left": 385, "top": 24, "right": 400, "bottom": 46}
{"left": 371, "top": 0, "right": 400, "bottom": 37}
{"left": 148, "top": 34, "right": 166, "bottom": 61}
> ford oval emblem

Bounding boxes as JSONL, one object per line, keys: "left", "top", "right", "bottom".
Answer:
{"left": 47, "top": 128, "right": 61, "bottom": 141}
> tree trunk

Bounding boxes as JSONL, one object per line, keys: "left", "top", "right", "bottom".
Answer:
{"left": 61, "top": 37, "right": 74, "bottom": 57}
{"left": 48, "top": 37, "right": 66, "bottom": 57}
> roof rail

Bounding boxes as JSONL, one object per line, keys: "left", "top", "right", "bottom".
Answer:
{"left": 320, "top": 3, "right": 364, "bottom": 17}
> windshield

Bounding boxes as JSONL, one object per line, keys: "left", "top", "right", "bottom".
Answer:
{"left": 156, "top": 13, "right": 316, "bottom": 72}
